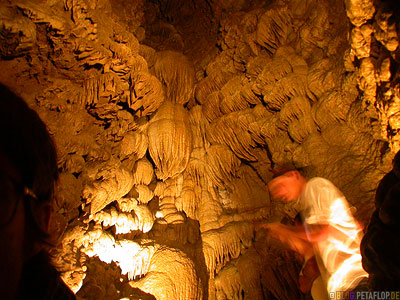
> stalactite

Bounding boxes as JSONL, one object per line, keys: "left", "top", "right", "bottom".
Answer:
{"left": 253, "top": 54, "right": 293, "bottom": 90}
{"left": 152, "top": 50, "right": 195, "bottom": 104}
{"left": 185, "top": 148, "right": 208, "bottom": 186}
{"left": 255, "top": 4, "right": 292, "bottom": 54}
{"left": 204, "top": 144, "right": 241, "bottom": 189}
{"left": 225, "top": 164, "right": 270, "bottom": 212}
{"left": 119, "top": 132, "right": 148, "bottom": 161}
{"left": 307, "top": 58, "right": 341, "bottom": 99}
{"left": 218, "top": 75, "right": 260, "bottom": 114}
{"left": 206, "top": 111, "right": 258, "bottom": 161}
{"left": 131, "top": 158, "right": 154, "bottom": 185}
{"left": 197, "top": 189, "right": 224, "bottom": 232}
{"left": 202, "top": 91, "right": 224, "bottom": 123}
{"left": 135, "top": 184, "right": 154, "bottom": 204}
{"left": 175, "top": 176, "right": 200, "bottom": 220}
{"left": 246, "top": 56, "right": 272, "bottom": 80}
{"left": 189, "top": 105, "right": 210, "bottom": 149}
{"left": 202, "top": 222, "right": 253, "bottom": 276}
{"left": 81, "top": 229, "right": 158, "bottom": 279}
{"left": 194, "top": 63, "right": 235, "bottom": 104}
{"left": 128, "top": 71, "right": 165, "bottom": 117}
{"left": 82, "top": 158, "right": 134, "bottom": 215}
{"left": 278, "top": 96, "right": 317, "bottom": 143}
{"left": 312, "top": 91, "right": 351, "bottom": 129}
{"left": 93, "top": 204, "right": 154, "bottom": 234}
{"left": 0, "top": 6, "right": 37, "bottom": 58}
{"left": 156, "top": 196, "right": 185, "bottom": 224}
{"left": 147, "top": 102, "right": 193, "bottom": 180}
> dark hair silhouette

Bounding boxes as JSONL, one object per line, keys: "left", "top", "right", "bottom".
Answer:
{"left": 0, "top": 83, "right": 75, "bottom": 299}
{"left": 0, "top": 83, "right": 58, "bottom": 244}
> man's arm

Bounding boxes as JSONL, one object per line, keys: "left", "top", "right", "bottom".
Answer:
{"left": 260, "top": 222, "right": 349, "bottom": 243}
{"left": 255, "top": 222, "right": 329, "bottom": 242}
{"left": 253, "top": 222, "right": 314, "bottom": 257}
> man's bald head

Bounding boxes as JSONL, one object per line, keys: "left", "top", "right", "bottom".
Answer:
{"left": 268, "top": 170, "right": 307, "bottom": 203}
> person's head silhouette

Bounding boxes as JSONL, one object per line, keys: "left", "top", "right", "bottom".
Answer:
{"left": 0, "top": 83, "right": 74, "bottom": 299}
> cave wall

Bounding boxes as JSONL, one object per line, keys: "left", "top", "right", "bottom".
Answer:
{"left": 0, "top": 0, "right": 399, "bottom": 299}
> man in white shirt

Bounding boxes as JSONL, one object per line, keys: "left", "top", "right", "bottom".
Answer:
{"left": 260, "top": 170, "right": 368, "bottom": 299}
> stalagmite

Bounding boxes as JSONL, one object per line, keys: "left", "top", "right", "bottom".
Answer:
{"left": 54, "top": 172, "right": 83, "bottom": 222}
{"left": 54, "top": 225, "right": 90, "bottom": 293}
{"left": 129, "top": 246, "right": 202, "bottom": 300}
{"left": 215, "top": 250, "right": 264, "bottom": 300}
{"left": 215, "top": 264, "right": 242, "bottom": 300}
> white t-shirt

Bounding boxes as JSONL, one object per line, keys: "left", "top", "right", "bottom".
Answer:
{"left": 297, "top": 178, "right": 368, "bottom": 292}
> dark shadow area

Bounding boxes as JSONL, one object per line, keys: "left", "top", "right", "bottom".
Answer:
{"left": 361, "top": 150, "right": 400, "bottom": 290}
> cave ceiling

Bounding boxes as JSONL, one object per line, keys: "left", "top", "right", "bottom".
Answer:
{"left": 0, "top": 0, "right": 399, "bottom": 299}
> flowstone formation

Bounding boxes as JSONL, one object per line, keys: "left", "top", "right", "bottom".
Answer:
{"left": 0, "top": 0, "right": 399, "bottom": 299}
{"left": 346, "top": 0, "right": 400, "bottom": 152}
